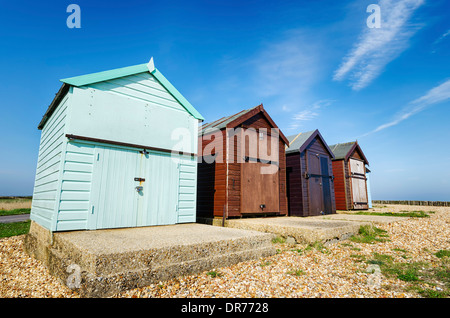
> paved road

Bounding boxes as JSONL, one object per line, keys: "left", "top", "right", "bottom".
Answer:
{"left": 0, "top": 214, "right": 30, "bottom": 223}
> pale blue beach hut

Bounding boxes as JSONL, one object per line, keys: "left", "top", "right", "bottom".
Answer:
{"left": 31, "top": 58, "right": 204, "bottom": 232}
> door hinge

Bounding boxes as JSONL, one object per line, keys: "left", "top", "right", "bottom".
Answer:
{"left": 91, "top": 206, "right": 95, "bottom": 214}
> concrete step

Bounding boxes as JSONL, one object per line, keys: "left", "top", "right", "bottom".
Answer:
{"left": 50, "top": 244, "right": 275, "bottom": 297}
{"left": 51, "top": 224, "right": 275, "bottom": 276}
{"left": 26, "top": 222, "right": 276, "bottom": 297}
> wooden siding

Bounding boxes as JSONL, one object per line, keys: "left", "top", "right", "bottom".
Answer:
{"left": 89, "top": 73, "right": 185, "bottom": 112}
{"left": 332, "top": 145, "right": 369, "bottom": 210}
{"left": 31, "top": 93, "right": 69, "bottom": 230}
{"left": 286, "top": 135, "right": 335, "bottom": 216}
{"left": 278, "top": 139, "right": 288, "bottom": 216}
{"left": 286, "top": 153, "right": 303, "bottom": 216}
{"left": 56, "top": 141, "right": 94, "bottom": 231}
{"left": 177, "top": 158, "right": 198, "bottom": 223}
{"left": 196, "top": 129, "right": 227, "bottom": 218}
{"left": 32, "top": 70, "right": 199, "bottom": 231}
{"left": 197, "top": 110, "right": 287, "bottom": 218}
{"left": 332, "top": 160, "right": 348, "bottom": 210}
{"left": 67, "top": 72, "right": 197, "bottom": 155}
{"left": 55, "top": 141, "right": 197, "bottom": 231}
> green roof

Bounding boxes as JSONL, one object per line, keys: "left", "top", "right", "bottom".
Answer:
{"left": 285, "top": 130, "right": 316, "bottom": 154}
{"left": 329, "top": 141, "right": 369, "bottom": 165}
{"left": 59, "top": 58, "right": 204, "bottom": 121}
{"left": 328, "top": 141, "right": 356, "bottom": 160}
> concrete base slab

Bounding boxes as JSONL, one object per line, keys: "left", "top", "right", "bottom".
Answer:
{"left": 224, "top": 217, "right": 362, "bottom": 245}
{"left": 24, "top": 221, "right": 276, "bottom": 297}
{"left": 316, "top": 213, "right": 409, "bottom": 224}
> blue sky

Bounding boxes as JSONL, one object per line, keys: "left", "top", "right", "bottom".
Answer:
{"left": 0, "top": 0, "right": 449, "bottom": 200}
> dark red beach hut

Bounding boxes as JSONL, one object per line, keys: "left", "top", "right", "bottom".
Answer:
{"left": 196, "top": 104, "right": 289, "bottom": 219}
{"left": 329, "top": 141, "right": 370, "bottom": 210}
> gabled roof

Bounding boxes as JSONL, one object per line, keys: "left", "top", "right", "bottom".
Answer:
{"left": 329, "top": 141, "right": 369, "bottom": 165}
{"left": 199, "top": 104, "right": 289, "bottom": 145}
{"left": 38, "top": 58, "right": 204, "bottom": 129}
{"left": 285, "top": 129, "right": 335, "bottom": 158}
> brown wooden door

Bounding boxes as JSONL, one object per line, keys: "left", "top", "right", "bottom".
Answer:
{"left": 307, "top": 152, "right": 323, "bottom": 216}
{"left": 349, "top": 158, "right": 368, "bottom": 209}
{"left": 241, "top": 161, "right": 279, "bottom": 213}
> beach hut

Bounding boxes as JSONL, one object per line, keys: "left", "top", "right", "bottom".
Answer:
{"left": 329, "top": 141, "right": 370, "bottom": 210}
{"left": 30, "top": 58, "right": 204, "bottom": 232}
{"left": 197, "top": 104, "right": 289, "bottom": 219}
{"left": 285, "top": 130, "right": 336, "bottom": 217}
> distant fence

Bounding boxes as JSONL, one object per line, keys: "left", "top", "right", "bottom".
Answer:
{"left": 372, "top": 200, "right": 450, "bottom": 207}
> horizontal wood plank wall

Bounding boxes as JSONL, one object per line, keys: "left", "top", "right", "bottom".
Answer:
{"left": 286, "top": 153, "right": 303, "bottom": 216}
{"left": 197, "top": 112, "right": 287, "bottom": 218}
{"left": 344, "top": 160, "right": 352, "bottom": 210}
{"left": 228, "top": 129, "right": 241, "bottom": 217}
{"left": 351, "top": 150, "right": 363, "bottom": 161}
{"left": 31, "top": 93, "right": 69, "bottom": 230}
{"left": 197, "top": 129, "right": 227, "bottom": 218}
{"left": 69, "top": 72, "right": 197, "bottom": 155}
{"left": 332, "top": 160, "right": 347, "bottom": 210}
{"left": 238, "top": 114, "right": 286, "bottom": 216}
{"left": 56, "top": 141, "right": 95, "bottom": 231}
{"left": 278, "top": 139, "right": 288, "bottom": 216}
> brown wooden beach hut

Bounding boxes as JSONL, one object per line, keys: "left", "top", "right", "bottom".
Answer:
{"left": 197, "top": 104, "right": 289, "bottom": 219}
{"left": 285, "top": 130, "right": 336, "bottom": 217}
{"left": 329, "top": 141, "right": 370, "bottom": 210}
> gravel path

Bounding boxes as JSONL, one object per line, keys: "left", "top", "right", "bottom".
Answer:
{"left": 0, "top": 204, "right": 448, "bottom": 298}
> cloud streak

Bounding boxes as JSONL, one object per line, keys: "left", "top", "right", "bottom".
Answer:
{"left": 334, "top": 0, "right": 424, "bottom": 90}
{"left": 289, "top": 99, "right": 335, "bottom": 131}
{"left": 365, "top": 79, "right": 450, "bottom": 135}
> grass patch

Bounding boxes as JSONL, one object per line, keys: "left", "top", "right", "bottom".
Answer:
{"left": 259, "top": 261, "right": 272, "bottom": 267}
{"left": 272, "top": 236, "right": 285, "bottom": 244}
{"left": 416, "top": 288, "right": 449, "bottom": 298}
{"left": 206, "top": 270, "right": 222, "bottom": 278}
{"left": 290, "top": 248, "right": 303, "bottom": 254}
{"left": 435, "top": 250, "right": 450, "bottom": 258}
{"left": 378, "top": 260, "right": 425, "bottom": 282}
{"left": 366, "top": 253, "right": 450, "bottom": 297}
{"left": 0, "top": 208, "right": 31, "bottom": 216}
{"left": 305, "top": 241, "right": 329, "bottom": 254}
{"left": 392, "top": 248, "right": 408, "bottom": 253}
{"left": 350, "top": 254, "right": 366, "bottom": 262}
{"left": 0, "top": 220, "right": 31, "bottom": 238}
{"left": 355, "top": 210, "right": 431, "bottom": 218}
{"left": 286, "top": 269, "right": 305, "bottom": 276}
{"left": 350, "top": 225, "right": 389, "bottom": 244}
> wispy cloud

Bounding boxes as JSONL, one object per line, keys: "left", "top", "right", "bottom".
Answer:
{"left": 433, "top": 29, "right": 450, "bottom": 45}
{"left": 334, "top": 0, "right": 424, "bottom": 90}
{"left": 289, "top": 99, "right": 335, "bottom": 130}
{"left": 432, "top": 29, "right": 450, "bottom": 53}
{"left": 364, "top": 79, "right": 450, "bottom": 135}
